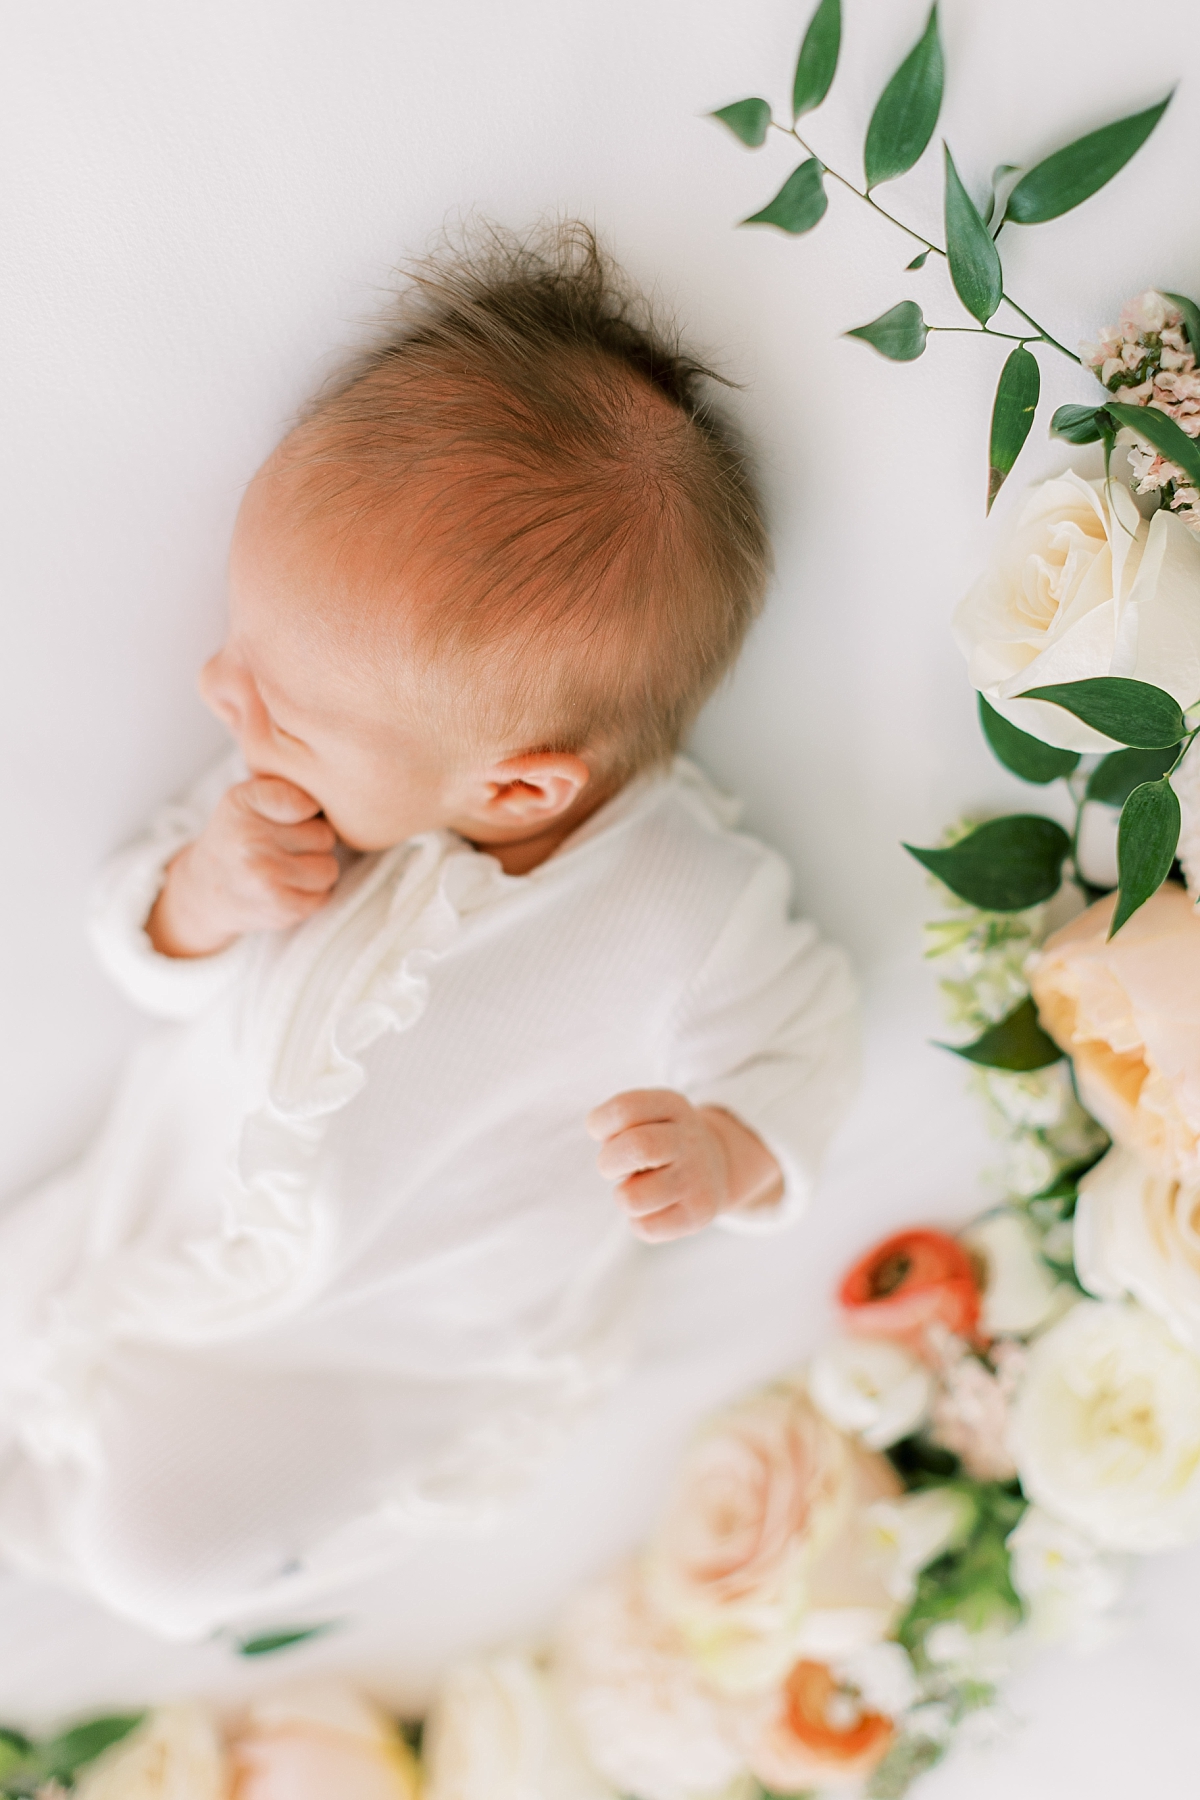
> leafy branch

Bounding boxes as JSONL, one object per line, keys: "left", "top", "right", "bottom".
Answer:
{"left": 712, "top": 0, "right": 1171, "bottom": 509}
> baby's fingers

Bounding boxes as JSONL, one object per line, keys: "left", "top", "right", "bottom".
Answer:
{"left": 586, "top": 1088, "right": 692, "bottom": 1142}
{"left": 595, "top": 1122, "right": 678, "bottom": 1184}
{"left": 267, "top": 850, "right": 341, "bottom": 894}
{"left": 237, "top": 775, "right": 325, "bottom": 826}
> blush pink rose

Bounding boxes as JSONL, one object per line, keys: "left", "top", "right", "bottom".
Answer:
{"left": 230, "top": 1684, "right": 418, "bottom": 1800}
{"left": 1030, "top": 886, "right": 1200, "bottom": 1177}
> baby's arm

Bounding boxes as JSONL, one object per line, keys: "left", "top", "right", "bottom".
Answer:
{"left": 586, "top": 1089, "right": 783, "bottom": 1242}
{"left": 589, "top": 847, "right": 858, "bottom": 1244}
{"left": 147, "top": 776, "right": 339, "bottom": 957}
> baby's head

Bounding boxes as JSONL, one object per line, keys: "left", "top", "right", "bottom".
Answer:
{"left": 202, "top": 225, "right": 768, "bottom": 860}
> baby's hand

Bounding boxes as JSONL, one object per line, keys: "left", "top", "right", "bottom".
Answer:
{"left": 586, "top": 1089, "right": 784, "bottom": 1243}
{"left": 146, "top": 776, "right": 340, "bottom": 958}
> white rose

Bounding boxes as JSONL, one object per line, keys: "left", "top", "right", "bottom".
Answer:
{"left": 954, "top": 470, "right": 1200, "bottom": 750}
{"left": 1010, "top": 1300, "right": 1200, "bottom": 1550}
{"left": 73, "top": 1706, "right": 225, "bottom": 1800}
{"left": 807, "top": 1338, "right": 932, "bottom": 1450}
{"left": 1171, "top": 733, "right": 1200, "bottom": 902}
{"left": 866, "top": 1487, "right": 975, "bottom": 1605}
{"left": 423, "top": 1652, "right": 614, "bottom": 1800}
{"left": 1006, "top": 1505, "right": 1128, "bottom": 1647}
{"left": 1075, "top": 1145, "right": 1200, "bottom": 1352}
{"left": 643, "top": 1383, "right": 903, "bottom": 1692}
{"left": 961, "top": 1212, "right": 1063, "bottom": 1337}
{"left": 554, "top": 1569, "right": 744, "bottom": 1800}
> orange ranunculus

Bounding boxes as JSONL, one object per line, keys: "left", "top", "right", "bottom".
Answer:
{"left": 838, "top": 1229, "right": 981, "bottom": 1346}
{"left": 742, "top": 1658, "right": 895, "bottom": 1790}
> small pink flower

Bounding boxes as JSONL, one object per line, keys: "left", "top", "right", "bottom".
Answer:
{"left": 927, "top": 1331, "right": 1026, "bottom": 1481}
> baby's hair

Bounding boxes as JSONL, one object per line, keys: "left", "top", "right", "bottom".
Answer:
{"left": 287, "top": 221, "right": 770, "bottom": 781}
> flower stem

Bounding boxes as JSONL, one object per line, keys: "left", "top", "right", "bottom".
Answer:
{"left": 773, "top": 122, "right": 1082, "bottom": 367}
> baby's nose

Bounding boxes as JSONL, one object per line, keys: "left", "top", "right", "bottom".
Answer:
{"left": 198, "top": 649, "right": 246, "bottom": 730}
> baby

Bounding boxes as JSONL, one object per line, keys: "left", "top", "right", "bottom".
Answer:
{"left": 0, "top": 226, "right": 857, "bottom": 1639}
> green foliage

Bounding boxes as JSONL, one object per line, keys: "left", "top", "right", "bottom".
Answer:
{"left": 1050, "top": 402, "right": 1105, "bottom": 444}
{"left": 792, "top": 0, "right": 841, "bottom": 119}
{"left": 710, "top": 97, "right": 772, "bottom": 146}
{"left": 863, "top": 5, "right": 944, "bottom": 191}
{"left": 943, "top": 145, "right": 1002, "bottom": 324}
{"left": 1004, "top": 95, "right": 1172, "bottom": 224}
{"left": 845, "top": 299, "right": 927, "bottom": 360}
{"left": 1111, "top": 779, "right": 1181, "bottom": 937}
{"left": 1105, "top": 399, "right": 1200, "bottom": 491}
{"left": 978, "top": 694, "right": 1078, "bottom": 783}
{"left": 905, "top": 815, "right": 1070, "bottom": 911}
{"left": 897, "top": 1482, "right": 1026, "bottom": 1665}
{"left": 987, "top": 347, "right": 1040, "bottom": 509}
{"left": 743, "top": 158, "right": 828, "bottom": 233}
{"left": 0, "top": 1715, "right": 145, "bottom": 1796}
{"left": 866, "top": 1733, "right": 947, "bottom": 1800}
{"left": 236, "top": 1623, "right": 336, "bottom": 1657}
{"left": 1017, "top": 677, "right": 1185, "bottom": 749}
{"left": 942, "top": 995, "right": 1063, "bottom": 1072}
{"left": 905, "top": 249, "right": 929, "bottom": 270}
{"left": 1087, "top": 744, "right": 1181, "bottom": 807}
{"left": 1164, "top": 291, "right": 1200, "bottom": 357}
{"left": 888, "top": 1436, "right": 962, "bottom": 1488}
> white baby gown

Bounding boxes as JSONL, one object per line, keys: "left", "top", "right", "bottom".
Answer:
{"left": 0, "top": 754, "right": 857, "bottom": 1640}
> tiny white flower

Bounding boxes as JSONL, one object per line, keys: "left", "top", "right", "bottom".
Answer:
{"left": 867, "top": 1488, "right": 974, "bottom": 1605}
{"left": 807, "top": 1338, "right": 933, "bottom": 1450}
{"left": 1006, "top": 1505, "right": 1128, "bottom": 1648}
{"left": 961, "top": 1212, "right": 1061, "bottom": 1337}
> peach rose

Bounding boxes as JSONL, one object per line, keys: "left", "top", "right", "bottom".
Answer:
{"left": 737, "top": 1658, "right": 895, "bottom": 1790}
{"left": 1030, "top": 885, "right": 1200, "bottom": 1177}
{"left": 644, "top": 1382, "right": 902, "bottom": 1692}
{"left": 838, "top": 1230, "right": 981, "bottom": 1349}
{"left": 230, "top": 1684, "right": 418, "bottom": 1800}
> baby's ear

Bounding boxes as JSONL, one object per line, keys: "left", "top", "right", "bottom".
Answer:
{"left": 476, "top": 751, "right": 592, "bottom": 826}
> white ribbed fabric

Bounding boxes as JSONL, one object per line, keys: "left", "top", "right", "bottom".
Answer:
{"left": 0, "top": 755, "right": 858, "bottom": 1639}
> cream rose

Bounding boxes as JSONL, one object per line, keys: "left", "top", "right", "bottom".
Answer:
{"left": 644, "top": 1382, "right": 902, "bottom": 1692}
{"left": 73, "top": 1705, "right": 226, "bottom": 1800}
{"left": 953, "top": 469, "right": 1200, "bottom": 750}
{"left": 1030, "top": 886, "right": 1200, "bottom": 1177}
{"left": 423, "top": 1652, "right": 614, "bottom": 1800}
{"left": 230, "top": 1684, "right": 419, "bottom": 1800}
{"left": 1075, "top": 1145, "right": 1200, "bottom": 1351}
{"left": 1010, "top": 1300, "right": 1200, "bottom": 1551}
{"left": 554, "top": 1568, "right": 744, "bottom": 1800}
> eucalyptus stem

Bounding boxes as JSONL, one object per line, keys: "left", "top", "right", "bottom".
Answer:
{"left": 774, "top": 121, "right": 1082, "bottom": 367}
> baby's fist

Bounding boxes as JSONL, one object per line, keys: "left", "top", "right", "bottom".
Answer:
{"left": 585, "top": 1089, "right": 783, "bottom": 1243}
{"left": 147, "top": 776, "right": 340, "bottom": 958}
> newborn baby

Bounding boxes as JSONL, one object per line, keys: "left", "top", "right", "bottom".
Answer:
{"left": 0, "top": 227, "right": 856, "bottom": 1639}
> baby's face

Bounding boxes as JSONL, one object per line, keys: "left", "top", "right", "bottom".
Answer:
{"left": 201, "top": 473, "right": 472, "bottom": 852}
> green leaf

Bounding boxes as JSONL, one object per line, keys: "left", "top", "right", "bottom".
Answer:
{"left": 943, "top": 145, "right": 1002, "bottom": 324}
{"left": 1164, "top": 291, "right": 1200, "bottom": 358}
{"left": 1017, "top": 677, "right": 1185, "bottom": 749}
{"left": 710, "top": 98, "right": 772, "bottom": 147}
{"left": 987, "top": 346, "right": 1040, "bottom": 510}
{"left": 237, "top": 1622, "right": 336, "bottom": 1657}
{"left": 1110, "top": 779, "right": 1181, "bottom": 936}
{"left": 1087, "top": 743, "right": 1181, "bottom": 807}
{"left": 906, "top": 249, "right": 929, "bottom": 270}
{"left": 1050, "top": 402, "right": 1105, "bottom": 445}
{"left": 983, "top": 162, "right": 1020, "bottom": 227}
{"left": 792, "top": 0, "right": 841, "bottom": 119}
{"left": 904, "top": 815, "right": 1070, "bottom": 911}
{"left": 978, "top": 694, "right": 1078, "bottom": 783}
{"left": 1005, "top": 94, "right": 1172, "bottom": 224}
{"left": 863, "top": 4, "right": 944, "bottom": 190}
{"left": 742, "top": 158, "right": 828, "bottom": 233}
{"left": 1105, "top": 400, "right": 1200, "bottom": 490}
{"left": 941, "top": 996, "right": 1064, "bottom": 1071}
{"left": 845, "top": 299, "right": 927, "bottom": 361}
{"left": 34, "top": 1715, "right": 146, "bottom": 1783}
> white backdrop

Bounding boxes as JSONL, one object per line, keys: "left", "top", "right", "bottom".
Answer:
{"left": 3, "top": 0, "right": 1200, "bottom": 1791}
